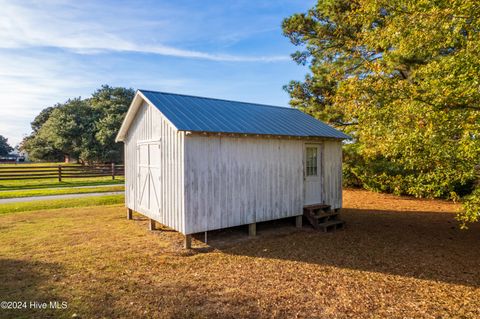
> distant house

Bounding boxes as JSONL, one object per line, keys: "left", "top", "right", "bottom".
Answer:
{"left": 0, "top": 154, "right": 17, "bottom": 162}
{"left": 17, "top": 149, "right": 29, "bottom": 162}
{"left": 0, "top": 149, "right": 28, "bottom": 163}
{"left": 116, "top": 90, "right": 349, "bottom": 247}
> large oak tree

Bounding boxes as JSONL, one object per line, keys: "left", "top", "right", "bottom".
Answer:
{"left": 22, "top": 85, "right": 134, "bottom": 164}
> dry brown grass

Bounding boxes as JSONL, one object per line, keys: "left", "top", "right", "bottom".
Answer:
{"left": 1, "top": 189, "right": 479, "bottom": 318}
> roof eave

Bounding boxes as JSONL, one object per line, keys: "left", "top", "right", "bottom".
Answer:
{"left": 115, "top": 91, "right": 144, "bottom": 142}
{"left": 181, "top": 129, "right": 350, "bottom": 140}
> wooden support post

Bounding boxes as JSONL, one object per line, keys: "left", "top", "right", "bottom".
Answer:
{"left": 296, "top": 215, "right": 303, "bottom": 228}
{"left": 149, "top": 219, "right": 156, "bottom": 231}
{"left": 248, "top": 223, "right": 256, "bottom": 237}
{"left": 111, "top": 163, "right": 115, "bottom": 180}
{"left": 126, "top": 208, "right": 133, "bottom": 220}
{"left": 58, "top": 165, "right": 62, "bottom": 182}
{"left": 204, "top": 231, "right": 208, "bottom": 244}
{"left": 184, "top": 234, "right": 192, "bottom": 249}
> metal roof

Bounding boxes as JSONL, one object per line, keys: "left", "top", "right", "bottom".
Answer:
{"left": 139, "top": 90, "right": 350, "bottom": 139}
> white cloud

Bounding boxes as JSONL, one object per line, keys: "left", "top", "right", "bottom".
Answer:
{"left": 0, "top": 0, "right": 297, "bottom": 146}
{"left": 0, "top": 0, "right": 288, "bottom": 62}
{"left": 0, "top": 49, "right": 193, "bottom": 146}
{"left": 0, "top": 51, "right": 95, "bottom": 145}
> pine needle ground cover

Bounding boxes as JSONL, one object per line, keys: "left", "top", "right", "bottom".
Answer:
{"left": 0, "top": 190, "right": 479, "bottom": 318}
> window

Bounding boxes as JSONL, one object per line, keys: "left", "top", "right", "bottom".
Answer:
{"left": 306, "top": 147, "right": 318, "bottom": 176}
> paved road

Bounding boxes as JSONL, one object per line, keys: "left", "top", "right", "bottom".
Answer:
{"left": 0, "top": 191, "right": 124, "bottom": 204}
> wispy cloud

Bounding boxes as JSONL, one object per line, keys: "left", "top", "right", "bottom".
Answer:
{"left": 0, "top": 49, "right": 192, "bottom": 145}
{"left": 0, "top": 0, "right": 288, "bottom": 62}
{"left": 0, "top": 0, "right": 308, "bottom": 146}
{"left": 0, "top": 50, "right": 96, "bottom": 144}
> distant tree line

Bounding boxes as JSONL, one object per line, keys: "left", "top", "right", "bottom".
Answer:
{"left": 282, "top": 0, "right": 480, "bottom": 225}
{"left": 22, "top": 85, "right": 135, "bottom": 164}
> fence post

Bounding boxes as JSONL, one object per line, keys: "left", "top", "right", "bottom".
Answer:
{"left": 111, "top": 163, "right": 115, "bottom": 180}
{"left": 58, "top": 165, "right": 62, "bottom": 182}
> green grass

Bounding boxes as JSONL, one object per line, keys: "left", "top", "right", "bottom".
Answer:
{"left": 0, "top": 176, "right": 124, "bottom": 191}
{"left": 0, "top": 185, "right": 124, "bottom": 199}
{"left": 0, "top": 162, "right": 68, "bottom": 167}
{"left": 0, "top": 194, "right": 124, "bottom": 215}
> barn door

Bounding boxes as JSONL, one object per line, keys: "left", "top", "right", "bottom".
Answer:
{"left": 304, "top": 143, "right": 323, "bottom": 205}
{"left": 136, "top": 140, "right": 161, "bottom": 213}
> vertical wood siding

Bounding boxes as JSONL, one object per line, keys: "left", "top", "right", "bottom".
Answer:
{"left": 184, "top": 136, "right": 305, "bottom": 234}
{"left": 124, "top": 102, "right": 185, "bottom": 233}
{"left": 322, "top": 140, "right": 343, "bottom": 209}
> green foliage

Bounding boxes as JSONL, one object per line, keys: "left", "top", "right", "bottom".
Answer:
{"left": 91, "top": 85, "right": 135, "bottom": 162}
{"left": 30, "top": 106, "right": 58, "bottom": 133}
{"left": 22, "top": 85, "right": 134, "bottom": 163}
{"left": 283, "top": 0, "right": 480, "bottom": 225}
{"left": 38, "top": 98, "right": 95, "bottom": 162}
{"left": 21, "top": 105, "right": 64, "bottom": 162}
{"left": 459, "top": 187, "right": 480, "bottom": 226}
{"left": 0, "top": 135, "right": 13, "bottom": 156}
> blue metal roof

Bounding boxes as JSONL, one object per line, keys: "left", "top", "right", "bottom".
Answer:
{"left": 140, "top": 90, "right": 350, "bottom": 139}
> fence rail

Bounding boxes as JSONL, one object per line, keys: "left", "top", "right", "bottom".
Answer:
{"left": 0, "top": 164, "right": 124, "bottom": 181}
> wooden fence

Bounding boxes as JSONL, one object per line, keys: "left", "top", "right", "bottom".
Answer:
{"left": 0, "top": 164, "right": 124, "bottom": 181}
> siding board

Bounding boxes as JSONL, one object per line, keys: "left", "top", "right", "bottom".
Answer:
{"left": 184, "top": 135, "right": 305, "bottom": 234}
{"left": 322, "top": 141, "right": 343, "bottom": 209}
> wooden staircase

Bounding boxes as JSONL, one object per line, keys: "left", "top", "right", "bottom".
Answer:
{"left": 303, "top": 204, "right": 345, "bottom": 232}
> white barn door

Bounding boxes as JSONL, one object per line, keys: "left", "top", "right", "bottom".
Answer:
{"left": 136, "top": 141, "right": 162, "bottom": 214}
{"left": 304, "top": 143, "right": 323, "bottom": 205}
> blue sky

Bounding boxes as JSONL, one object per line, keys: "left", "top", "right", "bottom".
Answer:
{"left": 0, "top": 0, "right": 314, "bottom": 146}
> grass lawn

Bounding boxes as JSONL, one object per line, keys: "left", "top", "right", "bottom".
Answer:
{"left": 0, "top": 185, "right": 124, "bottom": 199}
{"left": 0, "top": 162, "right": 67, "bottom": 167}
{"left": 0, "top": 176, "right": 124, "bottom": 191}
{"left": 0, "top": 189, "right": 479, "bottom": 318}
{"left": 0, "top": 194, "right": 124, "bottom": 215}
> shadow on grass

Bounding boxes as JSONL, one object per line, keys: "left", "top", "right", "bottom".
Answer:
{"left": 204, "top": 208, "right": 480, "bottom": 288}
{"left": 0, "top": 259, "right": 69, "bottom": 319}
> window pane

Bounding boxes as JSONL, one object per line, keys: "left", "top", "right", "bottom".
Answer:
{"left": 306, "top": 147, "right": 317, "bottom": 176}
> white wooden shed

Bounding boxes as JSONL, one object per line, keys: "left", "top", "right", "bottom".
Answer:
{"left": 116, "top": 90, "right": 349, "bottom": 246}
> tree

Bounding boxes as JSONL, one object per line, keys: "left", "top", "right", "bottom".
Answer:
{"left": 36, "top": 98, "right": 96, "bottom": 163}
{"left": 31, "top": 106, "right": 58, "bottom": 133}
{"left": 23, "top": 85, "right": 134, "bottom": 164}
{"left": 21, "top": 104, "right": 64, "bottom": 162}
{"left": 0, "top": 135, "right": 13, "bottom": 156}
{"left": 21, "top": 135, "right": 64, "bottom": 162}
{"left": 282, "top": 0, "right": 480, "bottom": 226}
{"left": 90, "top": 85, "right": 135, "bottom": 162}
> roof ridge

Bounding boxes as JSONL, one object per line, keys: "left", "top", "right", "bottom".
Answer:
{"left": 138, "top": 89, "right": 296, "bottom": 111}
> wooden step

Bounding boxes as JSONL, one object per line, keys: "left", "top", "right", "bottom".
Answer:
{"left": 312, "top": 211, "right": 339, "bottom": 219}
{"left": 303, "top": 204, "right": 331, "bottom": 211}
{"left": 303, "top": 204, "right": 345, "bottom": 231}
{"left": 317, "top": 220, "right": 345, "bottom": 232}
{"left": 304, "top": 204, "right": 332, "bottom": 217}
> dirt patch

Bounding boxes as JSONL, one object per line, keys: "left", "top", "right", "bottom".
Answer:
{"left": 0, "top": 189, "right": 479, "bottom": 318}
